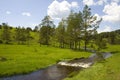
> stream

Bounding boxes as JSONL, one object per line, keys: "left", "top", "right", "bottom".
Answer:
{"left": 0, "top": 65, "right": 82, "bottom": 80}
{"left": 0, "top": 52, "right": 112, "bottom": 80}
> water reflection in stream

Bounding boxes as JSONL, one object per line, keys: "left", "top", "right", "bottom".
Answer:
{"left": 0, "top": 65, "right": 81, "bottom": 80}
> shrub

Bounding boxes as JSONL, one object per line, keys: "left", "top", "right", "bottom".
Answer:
{"left": 0, "top": 40, "right": 3, "bottom": 44}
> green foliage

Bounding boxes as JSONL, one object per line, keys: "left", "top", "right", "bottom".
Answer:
{"left": 56, "top": 19, "right": 67, "bottom": 48}
{"left": 1, "top": 23, "right": 11, "bottom": 44}
{"left": 82, "top": 5, "right": 102, "bottom": 51}
{"left": 39, "top": 16, "right": 55, "bottom": 45}
{"left": 39, "top": 26, "right": 51, "bottom": 45}
{"left": 96, "top": 29, "right": 120, "bottom": 45}
{"left": 15, "top": 27, "right": 31, "bottom": 44}
{"left": 66, "top": 12, "right": 82, "bottom": 49}
{"left": 95, "top": 34, "right": 107, "bottom": 50}
{"left": 0, "top": 40, "right": 3, "bottom": 44}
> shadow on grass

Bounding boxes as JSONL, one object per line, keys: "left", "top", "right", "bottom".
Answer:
{"left": 110, "top": 51, "right": 120, "bottom": 54}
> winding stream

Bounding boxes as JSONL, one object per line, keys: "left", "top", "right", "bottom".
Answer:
{"left": 0, "top": 52, "right": 112, "bottom": 80}
{"left": 0, "top": 65, "right": 82, "bottom": 80}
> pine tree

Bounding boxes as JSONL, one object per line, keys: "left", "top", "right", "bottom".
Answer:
{"left": 56, "top": 19, "right": 66, "bottom": 48}
{"left": 39, "top": 16, "right": 55, "bottom": 45}
{"left": 82, "top": 5, "right": 102, "bottom": 51}
{"left": 1, "top": 23, "right": 11, "bottom": 44}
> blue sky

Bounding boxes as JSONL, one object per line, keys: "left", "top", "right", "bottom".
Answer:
{"left": 0, "top": 0, "right": 52, "bottom": 28}
{"left": 0, "top": 0, "right": 120, "bottom": 32}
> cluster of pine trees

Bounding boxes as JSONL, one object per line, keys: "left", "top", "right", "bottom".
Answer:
{"left": 0, "top": 5, "right": 120, "bottom": 51}
{"left": 39, "top": 5, "right": 102, "bottom": 51}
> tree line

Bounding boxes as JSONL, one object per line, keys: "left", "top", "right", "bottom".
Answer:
{"left": 0, "top": 5, "right": 120, "bottom": 51}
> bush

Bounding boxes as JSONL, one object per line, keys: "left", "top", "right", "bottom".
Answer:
{"left": 0, "top": 40, "right": 3, "bottom": 44}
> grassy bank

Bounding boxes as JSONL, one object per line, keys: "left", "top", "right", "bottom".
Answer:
{"left": 65, "top": 45, "right": 120, "bottom": 80}
{"left": 0, "top": 44, "right": 90, "bottom": 77}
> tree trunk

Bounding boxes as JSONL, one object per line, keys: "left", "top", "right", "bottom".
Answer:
{"left": 63, "top": 42, "right": 65, "bottom": 48}
{"left": 85, "top": 40, "right": 87, "bottom": 51}
{"left": 75, "top": 41, "right": 77, "bottom": 50}
{"left": 70, "top": 42, "right": 72, "bottom": 49}
{"left": 78, "top": 41, "right": 80, "bottom": 50}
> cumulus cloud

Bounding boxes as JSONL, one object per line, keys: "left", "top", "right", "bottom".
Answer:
{"left": 83, "top": 0, "right": 118, "bottom": 6}
{"left": 22, "top": 12, "right": 31, "bottom": 17}
{"left": 47, "top": 0, "right": 79, "bottom": 20}
{"left": 83, "top": 0, "right": 95, "bottom": 6}
{"left": 90, "top": 13, "right": 102, "bottom": 27}
{"left": 6, "top": 11, "right": 11, "bottom": 14}
{"left": 71, "top": 2, "right": 79, "bottom": 8}
{"left": 102, "top": 2, "right": 120, "bottom": 23}
{"left": 95, "top": 14, "right": 102, "bottom": 25}
{"left": 94, "top": 14, "right": 102, "bottom": 21}
{"left": 98, "top": 25, "right": 112, "bottom": 33}
{"left": 97, "top": 0, "right": 108, "bottom": 5}
{"left": 103, "top": 26, "right": 112, "bottom": 32}
{"left": 83, "top": 0, "right": 108, "bottom": 6}
{"left": 83, "top": 0, "right": 120, "bottom": 6}
{"left": 112, "top": 0, "right": 120, "bottom": 3}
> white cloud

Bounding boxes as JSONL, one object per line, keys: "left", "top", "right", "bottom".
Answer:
{"left": 112, "top": 0, "right": 120, "bottom": 3}
{"left": 97, "top": 0, "right": 108, "bottom": 5}
{"left": 103, "top": 26, "right": 112, "bottom": 32}
{"left": 83, "top": 0, "right": 120, "bottom": 6}
{"left": 95, "top": 14, "right": 102, "bottom": 24}
{"left": 83, "top": 0, "right": 95, "bottom": 6}
{"left": 47, "top": 0, "right": 79, "bottom": 20}
{"left": 6, "top": 11, "right": 11, "bottom": 14}
{"left": 98, "top": 25, "right": 112, "bottom": 33}
{"left": 94, "top": 14, "right": 102, "bottom": 21}
{"left": 91, "top": 13, "right": 102, "bottom": 26}
{"left": 102, "top": 2, "right": 120, "bottom": 23}
{"left": 71, "top": 2, "right": 79, "bottom": 8}
{"left": 83, "top": 0, "right": 109, "bottom": 6}
{"left": 22, "top": 12, "right": 31, "bottom": 17}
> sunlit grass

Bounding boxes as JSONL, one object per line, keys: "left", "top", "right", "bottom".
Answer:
{"left": 64, "top": 44, "right": 120, "bottom": 80}
{"left": 0, "top": 44, "right": 90, "bottom": 77}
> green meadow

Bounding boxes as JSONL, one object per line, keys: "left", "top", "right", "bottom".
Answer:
{"left": 0, "top": 44, "right": 120, "bottom": 80}
{"left": 0, "top": 44, "right": 90, "bottom": 77}
{"left": 65, "top": 45, "right": 120, "bottom": 80}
